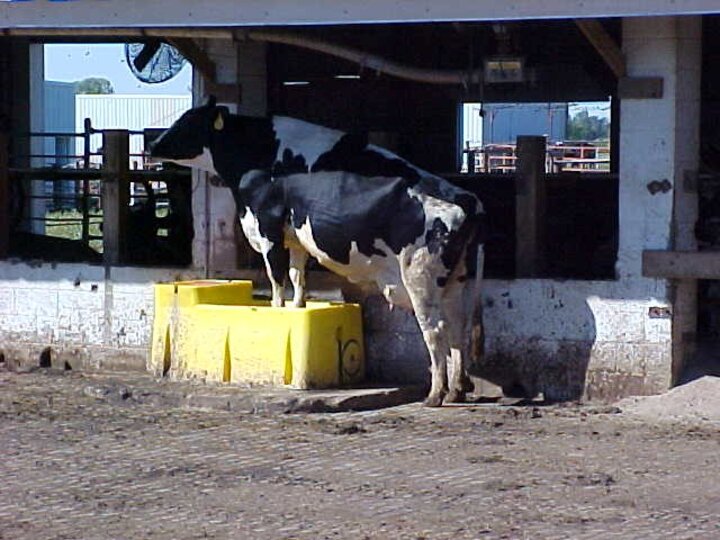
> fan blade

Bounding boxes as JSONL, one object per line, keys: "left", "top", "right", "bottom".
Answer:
{"left": 133, "top": 41, "right": 163, "bottom": 72}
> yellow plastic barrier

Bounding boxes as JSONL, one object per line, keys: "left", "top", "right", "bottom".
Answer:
{"left": 150, "top": 280, "right": 364, "bottom": 389}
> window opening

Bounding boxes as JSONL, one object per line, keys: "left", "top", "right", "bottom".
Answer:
{"left": 457, "top": 100, "right": 615, "bottom": 280}
{"left": 2, "top": 43, "right": 192, "bottom": 266}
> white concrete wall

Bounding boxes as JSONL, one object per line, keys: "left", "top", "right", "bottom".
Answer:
{"left": 363, "top": 277, "right": 673, "bottom": 400}
{"left": 0, "top": 262, "right": 197, "bottom": 370}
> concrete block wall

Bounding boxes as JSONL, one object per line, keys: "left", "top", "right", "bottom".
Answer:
{"left": 362, "top": 278, "right": 673, "bottom": 401}
{"left": 0, "top": 262, "right": 195, "bottom": 371}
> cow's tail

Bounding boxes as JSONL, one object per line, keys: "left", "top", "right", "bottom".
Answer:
{"left": 463, "top": 210, "right": 486, "bottom": 370}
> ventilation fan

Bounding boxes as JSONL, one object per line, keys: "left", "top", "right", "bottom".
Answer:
{"left": 125, "top": 41, "right": 187, "bottom": 84}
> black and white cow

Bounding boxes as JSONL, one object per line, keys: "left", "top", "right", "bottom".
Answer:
{"left": 150, "top": 97, "right": 485, "bottom": 406}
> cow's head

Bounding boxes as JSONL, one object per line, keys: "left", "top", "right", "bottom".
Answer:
{"left": 149, "top": 96, "right": 229, "bottom": 174}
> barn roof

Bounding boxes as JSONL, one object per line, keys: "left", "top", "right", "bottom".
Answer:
{"left": 1, "top": 0, "right": 720, "bottom": 30}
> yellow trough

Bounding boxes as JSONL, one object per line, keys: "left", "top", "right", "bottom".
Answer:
{"left": 150, "top": 280, "right": 365, "bottom": 389}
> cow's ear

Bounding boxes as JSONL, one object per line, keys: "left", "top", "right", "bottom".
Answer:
{"left": 214, "top": 111, "right": 224, "bottom": 131}
{"left": 207, "top": 95, "right": 217, "bottom": 108}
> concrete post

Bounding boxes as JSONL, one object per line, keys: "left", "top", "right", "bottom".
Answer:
{"left": 190, "top": 40, "right": 268, "bottom": 278}
{"left": 620, "top": 16, "right": 701, "bottom": 385}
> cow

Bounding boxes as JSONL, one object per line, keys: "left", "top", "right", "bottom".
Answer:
{"left": 150, "top": 97, "right": 485, "bottom": 406}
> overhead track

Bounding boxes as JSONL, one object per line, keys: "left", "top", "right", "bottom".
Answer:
{"left": 2, "top": 27, "right": 483, "bottom": 86}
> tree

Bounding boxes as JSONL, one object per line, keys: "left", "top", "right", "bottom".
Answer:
{"left": 567, "top": 109, "right": 609, "bottom": 141}
{"left": 74, "top": 77, "right": 114, "bottom": 95}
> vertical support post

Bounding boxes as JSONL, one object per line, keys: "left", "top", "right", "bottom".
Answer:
{"left": 515, "top": 135, "right": 547, "bottom": 277}
{"left": 0, "top": 132, "right": 9, "bottom": 258}
{"left": 101, "top": 130, "right": 129, "bottom": 266}
{"left": 620, "top": 17, "right": 702, "bottom": 390}
{"left": 81, "top": 117, "right": 91, "bottom": 246}
{"left": 669, "top": 18, "right": 702, "bottom": 385}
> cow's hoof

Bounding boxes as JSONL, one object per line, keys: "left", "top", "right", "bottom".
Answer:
{"left": 423, "top": 394, "right": 445, "bottom": 408}
{"left": 444, "top": 389, "right": 466, "bottom": 404}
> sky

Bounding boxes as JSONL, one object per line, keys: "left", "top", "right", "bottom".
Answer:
{"left": 44, "top": 43, "right": 192, "bottom": 94}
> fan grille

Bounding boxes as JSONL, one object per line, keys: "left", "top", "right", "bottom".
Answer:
{"left": 125, "top": 42, "right": 187, "bottom": 84}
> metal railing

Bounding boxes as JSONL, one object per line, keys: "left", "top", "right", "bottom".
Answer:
{"left": 1, "top": 121, "right": 191, "bottom": 265}
{"left": 463, "top": 142, "right": 611, "bottom": 174}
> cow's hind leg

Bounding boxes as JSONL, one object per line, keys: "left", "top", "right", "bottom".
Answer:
{"left": 445, "top": 244, "right": 485, "bottom": 402}
{"left": 262, "top": 243, "right": 289, "bottom": 307}
{"left": 401, "top": 260, "right": 451, "bottom": 407}
{"left": 417, "top": 312, "right": 451, "bottom": 407}
{"left": 288, "top": 247, "right": 309, "bottom": 308}
{"left": 443, "top": 279, "right": 475, "bottom": 404}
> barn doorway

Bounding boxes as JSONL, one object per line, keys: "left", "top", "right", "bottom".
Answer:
{"left": 684, "top": 16, "right": 720, "bottom": 384}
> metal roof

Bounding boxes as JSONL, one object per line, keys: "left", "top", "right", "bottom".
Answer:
{"left": 1, "top": 0, "right": 719, "bottom": 30}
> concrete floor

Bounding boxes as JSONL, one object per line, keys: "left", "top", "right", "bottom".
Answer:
{"left": 1, "top": 369, "right": 719, "bottom": 539}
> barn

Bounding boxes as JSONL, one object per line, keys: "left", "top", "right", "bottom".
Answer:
{"left": 1, "top": 1, "right": 718, "bottom": 401}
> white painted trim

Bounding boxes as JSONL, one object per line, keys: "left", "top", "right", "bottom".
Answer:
{"left": 1, "top": 0, "right": 720, "bottom": 29}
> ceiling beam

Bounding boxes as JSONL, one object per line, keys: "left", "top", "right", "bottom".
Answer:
{"left": 1, "top": 0, "right": 720, "bottom": 28}
{"left": 575, "top": 19, "right": 625, "bottom": 78}
{"left": 166, "top": 38, "right": 216, "bottom": 82}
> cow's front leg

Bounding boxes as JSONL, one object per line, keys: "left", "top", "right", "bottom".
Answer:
{"left": 289, "top": 247, "right": 309, "bottom": 308}
{"left": 262, "top": 243, "right": 289, "bottom": 307}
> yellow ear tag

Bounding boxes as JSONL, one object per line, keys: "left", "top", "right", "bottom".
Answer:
{"left": 214, "top": 113, "right": 224, "bottom": 131}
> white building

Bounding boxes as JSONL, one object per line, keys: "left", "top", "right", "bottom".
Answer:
{"left": 75, "top": 94, "right": 191, "bottom": 169}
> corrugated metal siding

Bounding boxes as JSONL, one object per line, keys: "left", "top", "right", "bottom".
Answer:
{"left": 483, "top": 103, "right": 568, "bottom": 144}
{"left": 462, "top": 102, "right": 568, "bottom": 148}
{"left": 43, "top": 81, "right": 77, "bottom": 206}
{"left": 44, "top": 81, "right": 75, "bottom": 133}
{"left": 461, "top": 103, "right": 484, "bottom": 148}
{"left": 75, "top": 94, "right": 191, "bottom": 167}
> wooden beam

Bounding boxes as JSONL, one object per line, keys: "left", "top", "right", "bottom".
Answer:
{"left": 575, "top": 19, "right": 625, "bottom": 78}
{"left": 618, "top": 76, "right": 664, "bottom": 99}
{"left": 2, "top": 0, "right": 720, "bottom": 29}
{"left": 0, "top": 133, "right": 8, "bottom": 258}
{"left": 515, "top": 136, "right": 547, "bottom": 278}
{"left": 101, "top": 130, "right": 130, "bottom": 266}
{"left": 167, "top": 38, "right": 216, "bottom": 82}
{"left": 643, "top": 250, "right": 720, "bottom": 279}
{"left": 167, "top": 38, "right": 241, "bottom": 103}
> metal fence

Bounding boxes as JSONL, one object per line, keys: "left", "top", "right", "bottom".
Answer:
{"left": 1, "top": 121, "right": 192, "bottom": 266}
{"left": 462, "top": 142, "right": 610, "bottom": 174}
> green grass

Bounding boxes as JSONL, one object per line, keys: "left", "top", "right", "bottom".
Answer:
{"left": 44, "top": 209, "right": 103, "bottom": 253}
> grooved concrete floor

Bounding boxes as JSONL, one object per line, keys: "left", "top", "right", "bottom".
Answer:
{"left": 1, "top": 370, "right": 719, "bottom": 539}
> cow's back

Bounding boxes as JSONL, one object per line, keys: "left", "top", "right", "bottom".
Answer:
{"left": 272, "top": 116, "right": 436, "bottom": 181}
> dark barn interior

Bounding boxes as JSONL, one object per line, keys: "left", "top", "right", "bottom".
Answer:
{"left": 0, "top": 20, "right": 620, "bottom": 278}
{"left": 695, "top": 15, "right": 720, "bottom": 355}
{"left": 267, "top": 20, "right": 619, "bottom": 279}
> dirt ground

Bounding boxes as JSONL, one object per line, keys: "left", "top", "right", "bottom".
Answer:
{"left": 1, "top": 368, "right": 719, "bottom": 539}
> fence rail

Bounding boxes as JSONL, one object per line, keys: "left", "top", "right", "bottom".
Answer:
{"left": 0, "top": 120, "right": 191, "bottom": 265}
{"left": 463, "top": 142, "right": 610, "bottom": 174}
